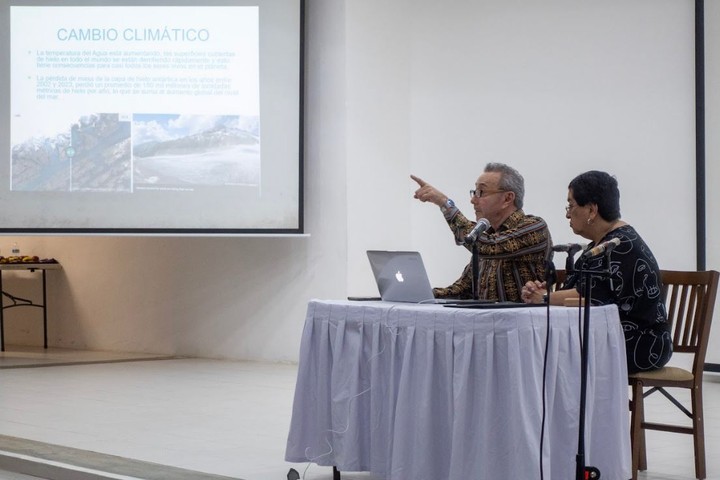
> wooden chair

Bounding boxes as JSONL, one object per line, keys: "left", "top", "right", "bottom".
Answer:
{"left": 628, "top": 269, "right": 720, "bottom": 480}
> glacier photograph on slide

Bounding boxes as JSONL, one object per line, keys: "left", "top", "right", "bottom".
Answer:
{"left": 11, "top": 112, "right": 132, "bottom": 192}
{"left": 132, "top": 113, "right": 260, "bottom": 190}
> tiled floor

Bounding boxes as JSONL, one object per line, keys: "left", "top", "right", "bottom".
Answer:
{"left": 0, "top": 347, "right": 718, "bottom": 480}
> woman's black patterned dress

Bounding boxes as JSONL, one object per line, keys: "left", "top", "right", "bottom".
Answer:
{"left": 564, "top": 225, "right": 673, "bottom": 373}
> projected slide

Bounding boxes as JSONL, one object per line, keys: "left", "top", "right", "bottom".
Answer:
{"left": 10, "top": 6, "right": 260, "bottom": 193}
{"left": 1, "top": 0, "right": 301, "bottom": 233}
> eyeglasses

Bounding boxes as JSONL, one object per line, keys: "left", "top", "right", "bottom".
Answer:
{"left": 565, "top": 203, "right": 579, "bottom": 214}
{"left": 470, "top": 189, "right": 506, "bottom": 198}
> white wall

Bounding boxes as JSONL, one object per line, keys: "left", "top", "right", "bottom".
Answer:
{"left": 346, "top": 0, "right": 696, "bottom": 295}
{"left": 1, "top": 0, "right": 705, "bottom": 363}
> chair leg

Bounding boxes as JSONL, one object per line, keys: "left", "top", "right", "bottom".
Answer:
{"left": 630, "top": 380, "right": 644, "bottom": 480}
{"left": 639, "top": 400, "right": 647, "bottom": 472}
{"left": 691, "top": 385, "right": 706, "bottom": 479}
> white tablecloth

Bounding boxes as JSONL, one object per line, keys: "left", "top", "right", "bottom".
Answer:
{"left": 285, "top": 300, "right": 630, "bottom": 480}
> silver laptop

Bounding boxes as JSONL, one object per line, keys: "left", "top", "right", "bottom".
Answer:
{"left": 366, "top": 250, "right": 495, "bottom": 305}
{"left": 367, "top": 250, "right": 436, "bottom": 303}
{"left": 366, "top": 250, "right": 547, "bottom": 308}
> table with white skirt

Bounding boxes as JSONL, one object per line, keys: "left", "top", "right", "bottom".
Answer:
{"left": 285, "top": 300, "right": 631, "bottom": 480}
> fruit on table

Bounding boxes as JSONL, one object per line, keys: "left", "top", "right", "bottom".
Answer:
{"left": 0, "top": 255, "right": 41, "bottom": 263}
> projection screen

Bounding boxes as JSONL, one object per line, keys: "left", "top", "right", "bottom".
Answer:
{"left": 0, "top": 0, "right": 303, "bottom": 234}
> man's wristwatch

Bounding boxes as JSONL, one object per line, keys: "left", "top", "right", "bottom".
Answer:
{"left": 440, "top": 198, "right": 455, "bottom": 214}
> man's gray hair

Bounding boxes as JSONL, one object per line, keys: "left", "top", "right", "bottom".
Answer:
{"left": 484, "top": 162, "right": 525, "bottom": 209}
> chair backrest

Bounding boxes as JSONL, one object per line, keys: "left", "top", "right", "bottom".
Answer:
{"left": 553, "top": 269, "right": 567, "bottom": 291}
{"left": 660, "top": 270, "right": 720, "bottom": 375}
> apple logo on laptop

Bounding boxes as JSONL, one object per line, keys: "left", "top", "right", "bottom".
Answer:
{"left": 395, "top": 270, "right": 404, "bottom": 282}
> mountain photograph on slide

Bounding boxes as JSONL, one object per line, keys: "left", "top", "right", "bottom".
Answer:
{"left": 132, "top": 113, "right": 260, "bottom": 190}
{"left": 11, "top": 112, "right": 131, "bottom": 192}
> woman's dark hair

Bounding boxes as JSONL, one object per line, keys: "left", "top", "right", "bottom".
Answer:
{"left": 568, "top": 171, "right": 621, "bottom": 221}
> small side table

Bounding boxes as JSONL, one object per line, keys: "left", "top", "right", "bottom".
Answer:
{"left": 0, "top": 261, "right": 62, "bottom": 351}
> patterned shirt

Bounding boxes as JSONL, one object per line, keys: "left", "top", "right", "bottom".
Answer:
{"left": 564, "top": 224, "right": 672, "bottom": 372}
{"left": 433, "top": 209, "right": 552, "bottom": 302}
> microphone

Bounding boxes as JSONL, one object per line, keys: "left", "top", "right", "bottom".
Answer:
{"left": 464, "top": 218, "right": 490, "bottom": 244}
{"left": 581, "top": 237, "right": 621, "bottom": 258}
{"left": 551, "top": 243, "right": 584, "bottom": 255}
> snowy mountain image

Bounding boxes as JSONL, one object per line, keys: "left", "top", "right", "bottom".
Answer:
{"left": 11, "top": 113, "right": 131, "bottom": 192}
{"left": 132, "top": 114, "right": 260, "bottom": 188}
{"left": 11, "top": 132, "right": 73, "bottom": 191}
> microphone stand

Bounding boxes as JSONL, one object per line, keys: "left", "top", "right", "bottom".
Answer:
{"left": 471, "top": 242, "right": 479, "bottom": 300}
{"left": 539, "top": 259, "right": 556, "bottom": 479}
{"left": 464, "top": 218, "right": 489, "bottom": 301}
{"left": 565, "top": 251, "right": 577, "bottom": 274}
{"left": 575, "top": 252, "right": 611, "bottom": 480}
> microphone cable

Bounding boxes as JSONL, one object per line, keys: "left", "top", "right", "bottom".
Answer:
{"left": 538, "top": 261, "right": 556, "bottom": 480}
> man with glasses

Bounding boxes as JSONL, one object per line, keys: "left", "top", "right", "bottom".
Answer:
{"left": 411, "top": 162, "right": 551, "bottom": 302}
